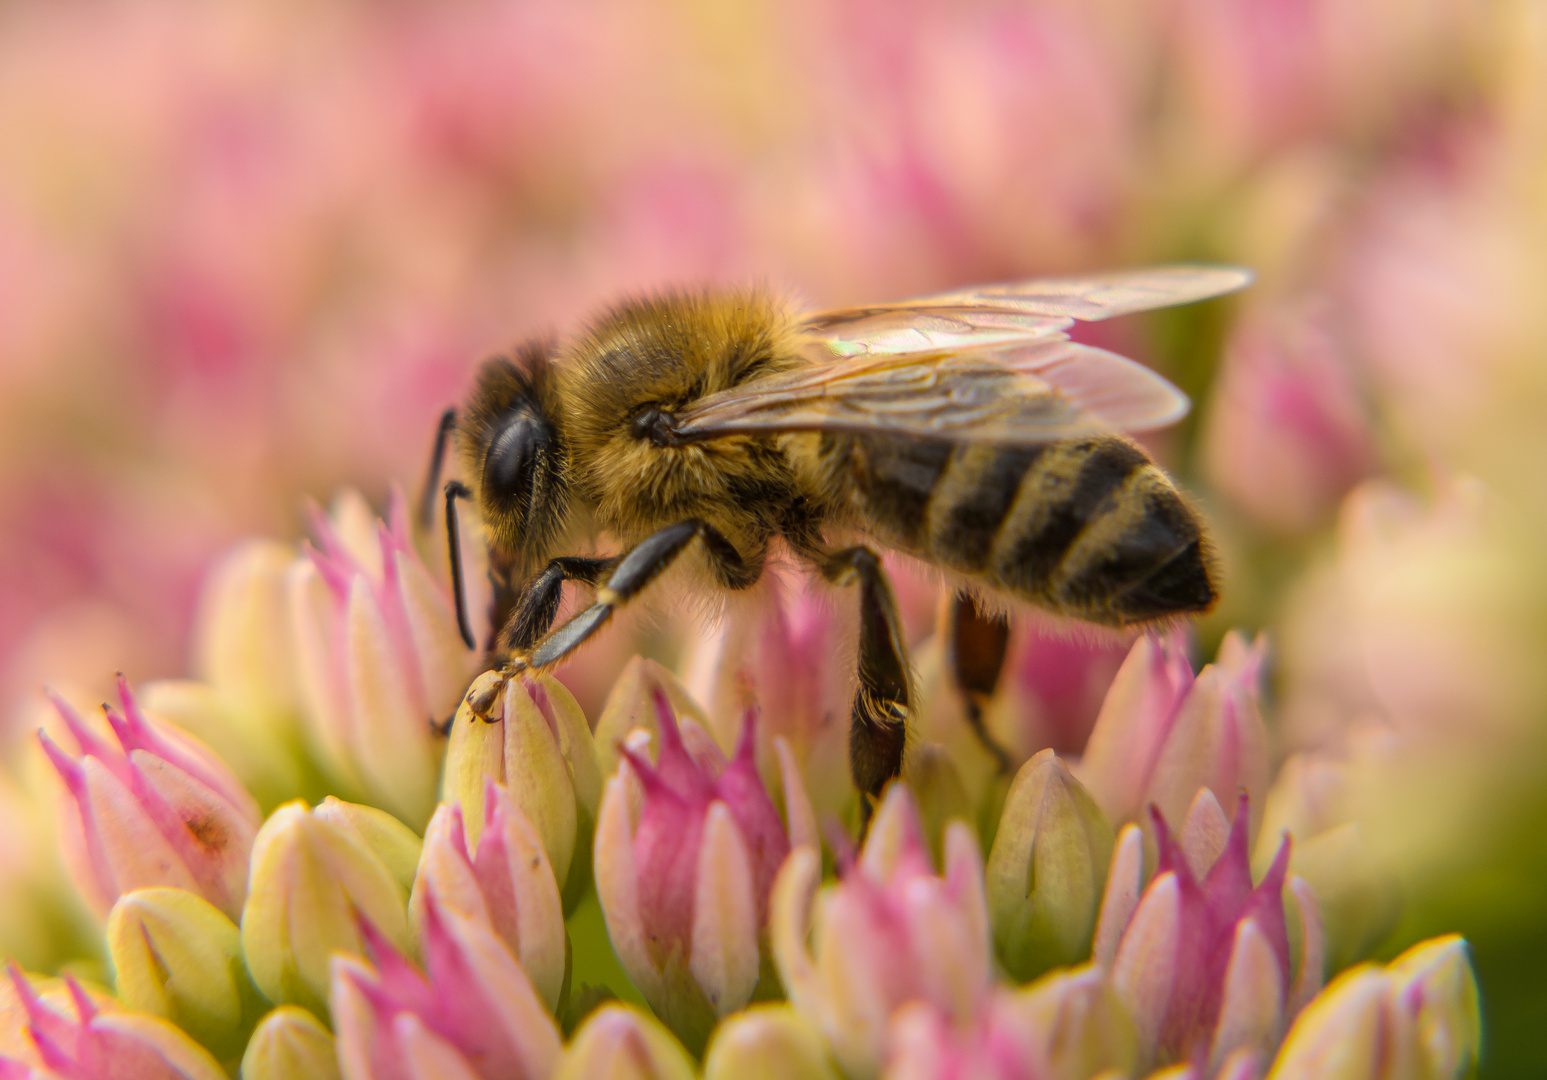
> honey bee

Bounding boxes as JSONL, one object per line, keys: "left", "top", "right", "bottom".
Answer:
{"left": 427, "top": 266, "right": 1248, "bottom": 809}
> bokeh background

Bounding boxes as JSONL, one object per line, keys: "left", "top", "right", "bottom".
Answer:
{"left": 1, "top": 0, "right": 1543, "bottom": 1074}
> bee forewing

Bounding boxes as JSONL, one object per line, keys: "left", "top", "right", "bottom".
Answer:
{"left": 801, "top": 265, "right": 1251, "bottom": 358}
{"left": 920, "top": 264, "right": 1254, "bottom": 319}
{"left": 672, "top": 339, "right": 1191, "bottom": 444}
{"left": 802, "top": 307, "right": 1073, "bottom": 357}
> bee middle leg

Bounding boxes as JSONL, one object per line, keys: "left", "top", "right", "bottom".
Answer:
{"left": 510, "top": 519, "right": 758, "bottom": 678}
{"left": 820, "top": 546, "right": 912, "bottom": 821}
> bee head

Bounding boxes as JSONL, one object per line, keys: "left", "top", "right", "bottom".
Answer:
{"left": 460, "top": 342, "right": 570, "bottom": 566}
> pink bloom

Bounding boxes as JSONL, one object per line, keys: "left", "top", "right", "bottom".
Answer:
{"left": 682, "top": 575, "right": 857, "bottom": 819}
{"left": 772, "top": 785, "right": 992, "bottom": 1080}
{"left": 1204, "top": 304, "right": 1375, "bottom": 534}
{"left": 329, "top": 895, "right": 561, "bottom": 1080}
{"left": 39, "top": 678, "right": 260, "bottom": 920}
{"left": 288, "top": 488, "right": 472, "bottom": 829}
{"left": 3, "top": 965, "right": 225, "bottom": 1080}
{"left": 410, "top": 781, "right": 566, "bottom": 1012}
{"left": 593, "top": 687, "right": 795, "bottom": 1052}
{"left": 1100, "top": 794, "right": 1324, "bottom": 1074}
{"left": 1079, "top": 631, "right": 1270, "bottom": 838}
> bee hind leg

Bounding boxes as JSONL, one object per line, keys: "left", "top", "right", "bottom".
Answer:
{"left": 945, "top": 592, "right": 1014, "bottom": 774}
{"left": 821, "top": 547, "right": 912, "bottom": 826}
{"left": 519, "top": 519, "right": 756, "bottom": 674}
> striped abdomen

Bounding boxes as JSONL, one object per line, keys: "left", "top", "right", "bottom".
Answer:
{"left": 838, "top": 434, "right": 1215, "bottom": 626}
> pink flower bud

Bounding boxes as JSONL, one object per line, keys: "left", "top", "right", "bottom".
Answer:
{"left": 681, "top": 576, "right": 857, "bottom": 818}
{"left": 40, "top": 679, "right": 261, "bottom": 920}
{"left": 593, "top": 688, "right": 791, "bottom": 1053}
{"left": 289, "top": 489, "right": 473, "bottom": 829}
{"left": 329, "top": 895, "right": 561, "bottom": 1080}
{"left": 1104, "top": 793, "right": 1324, "bottom": 1074}
{"left": 410, "top": 782, "right": 566, "bottom": 1012}
{"left": 3, "top": 965, "right": 225, "bottom": 1080}
{"left": 772, "top": 784, "right": 992, "bottom": 1080}
{"left": 1079, "top": 632, "right": 1269, "bottom": 839}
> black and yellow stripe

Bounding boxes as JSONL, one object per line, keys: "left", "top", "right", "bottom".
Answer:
{"left": 842, "top": 433, "right": 1213, "bottom": 626}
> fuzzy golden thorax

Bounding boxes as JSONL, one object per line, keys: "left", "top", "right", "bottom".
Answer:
{"left": 554, "top": 289, "right": 807, "bottom": 553}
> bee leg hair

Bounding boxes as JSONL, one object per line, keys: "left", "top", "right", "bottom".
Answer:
{"left": 822, "top": 546, "right": 912, "bottom": 827}
{"left": 519, "top": 519, "right": 756, "bottom": 672}
{"left": 945, "top": 592, "right": 1014, "bottom": 773}
{"left": 499, "top": 556, "right": 614, "bottom": 654}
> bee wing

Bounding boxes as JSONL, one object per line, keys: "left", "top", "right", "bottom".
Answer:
{"left": 671, "top": 338, "right": 1191, "bottom": 445}
{"left": 801, "top": 264, "right": 1251, "bottom": 357}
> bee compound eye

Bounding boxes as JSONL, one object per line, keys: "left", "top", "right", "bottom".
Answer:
{"left": 483, "top": 408, "right": 549, "bottom": 507}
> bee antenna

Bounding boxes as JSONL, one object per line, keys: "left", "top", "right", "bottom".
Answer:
{"left": 444, "top": 481, "right": 477, "bottom": 651}
{"left": 419, "top": 408, "right": 458, "bottom": 531}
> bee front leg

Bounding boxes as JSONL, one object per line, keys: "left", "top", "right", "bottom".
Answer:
{"left": 516, "top": 519, "right": 756, "bottom": 675}
{"left": 821, "top": 547, "right": 912, "bottom": 824}
{"left": 452, "top": 554, "right": 616, "bottom": 729}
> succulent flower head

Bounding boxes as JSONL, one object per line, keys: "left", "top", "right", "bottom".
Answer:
{"left": 329, "top": 894, "right": 561, "bottom": 1080}
{"left": 1104, "top": 791, "right": 1323, "bottom": 1075}
{"left": 39, "top": 678, "right": 261, "bottom": 920}
{"left": 594, "top": 686, "right": 791, "bottom": 1052}
{"left": 3, "top": 964, "right": 226, "bottom": 1080}
{"left": 1080, "top": 631, "right": 1269, "bottom": 838}
{"left": 410, "top": 781, "right": 566, "bottom": 1012}
{"left": 288, "top": 488, "right": 471, "bottom": 829}
{"left": 772, "top": 784, "right": 992, "bottom": 1080}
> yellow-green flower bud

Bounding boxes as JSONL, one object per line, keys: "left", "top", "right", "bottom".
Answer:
{"left": 107, "top": 887, "right": 267, "bottom": 1068}
{"left": 554, "top": 1004, "right": 696, "bottom": 1080}
{"left": 443, "top": 672, "right": 600, "bottom": 907}
{"left": 241, "top": 1006, "right": 341, "bottom": 1080}
{"left": 240, "top": 800, "right": 412, "bottom": 1019}
{"left": 986, "top": 750, "right": 1115, "bottom": 981}
{"left": 703, "top": 1005, "right": 840, "bottom": 1080}
{"left": 313, "top": 796, "right": 423, "bottom": 891}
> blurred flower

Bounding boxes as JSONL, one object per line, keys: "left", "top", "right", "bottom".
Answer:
{"left": 1204, "top": 303, "right": 1376, "bottom": 534}
{"left": 593, "top": 687, "right": 792, "bottom": 1053}
{"left": 410, "top": 781, "right": 566, "bottom": 1012}
{"left": 881, "top": 963, "right": 1137, "bottom": 1080}
{"left": 288, "top": 489, "right": 473, "bottom": 829}
{"left": 39, "top": 678, "right": 261, "bottom": 920}
{"left": 2, "top": 966, "right": 225, "bottom": 1080}
{"left": 241, "top": 1006, "right": 340, "bottom": 1080}
{"left": 1079, "top": 631, "right": 1270, "bottom": 838}
{"left": 552, "top": 1004, "right": 696, "bottom": 1080}
{"left": 106, "top": 887, "right": 266, "bottom": 1068}
{"left": 1100, "top": 794, "right": 1323, "bottom": 1074}
{"left": 985, "top": 749, "right": 1114, "bottom": 981}
{"left": 240, "top": 799, "right": 413, "bottom": 1019}
{"left": 192, "top": 539, "right": 301, "bottom": 724}
{"left": 703, "top": 1005, "right": 840, "bottom": 1080}
{"left": 329, "top": 895, "right": 562, "bottom": 1080}
{"left": 1256, "top": 751, "right": 1401, "bottom": 970}
{"left": 681, "top": 576, "right": 857, "bottom": 819}
{"left": 442, "top": 671, "right": 600, "bottom": 906}
{"left": 1267, "top": 935, "right": 1480, "bottom": 1080}
{"left": 772, "top": 784, "right": 991, "bottom": 1080}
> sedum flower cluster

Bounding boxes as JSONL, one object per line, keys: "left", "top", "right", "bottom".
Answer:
{"left": 0, "top": 491, "right": 1481, "bottom": 1080}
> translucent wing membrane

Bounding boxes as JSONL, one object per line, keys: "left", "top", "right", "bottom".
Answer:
{"left": 671, "top": 339, "right": 1191, "bottom": 444}
{"left": 671, "top": 265, "right": 1246, "bottom": 445}
{"left": 803, "top": 264, "right": 1251, "bottom": 358}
